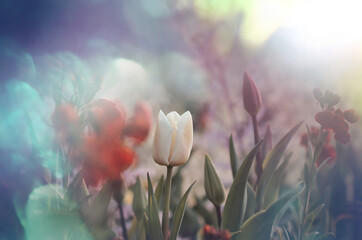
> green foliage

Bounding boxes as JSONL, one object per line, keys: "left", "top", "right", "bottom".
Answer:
{"left": 146, "top": 173, "right": 164, "bottom": 240}
{"left": 132, "top": 176, "right": 147, "bottom": 220}
{"left": 221, "top": 139, "right": 263, "bottom": 234}
{"left": 264, "top": 155, "right": 291, "bottom": 208}
{"left": 235, "top": 184, "right": 303, "bottom": 240}
{"left": 170, "top": 181, "right": 196, "bottom": 240}
{"left": 257, "top": 122, "right": 303, "bottom": 209}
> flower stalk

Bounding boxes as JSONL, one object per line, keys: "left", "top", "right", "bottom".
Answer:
{"left": 252, "top": 115, "right": 262, "bottom": 183}
{"left": 162, "top": 166, "right": 173, "bottom": 240}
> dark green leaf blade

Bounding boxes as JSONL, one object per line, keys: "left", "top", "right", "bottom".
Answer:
{"left": 256, "top": 122, "right": 303, "bottom": 209}
{"left": 221, "top": 140, "right": 263, "bottom": 234}
{"left": 170, "top": 181, "right": 196, "bottom": 240}
{"left": 229, "top": 135, "right": 238, "bottom": 179}
{"left": 236, "top": 184, "right": 303, "bottom": 240}
{"left": 147, "top": 173, "right": 164, "bottom": 240}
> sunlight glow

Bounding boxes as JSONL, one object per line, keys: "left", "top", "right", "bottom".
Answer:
{"left": 290, "top": 0, "right": 362, "bottom": 52}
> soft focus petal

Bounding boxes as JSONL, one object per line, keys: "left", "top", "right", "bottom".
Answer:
{"left": 168, "top": 111, "right": 193, "bottom": 166}
{"left": 344, "top": 109, "right": 359, "bottom": 123}
{"left": 123, "top": 101, "right": 153, "bottom": 143}
{"left": 89, "top": 99, "right": 126, "bottom": 137}
{"left": 152, "top": 110, "right": 174, "bottom": 166}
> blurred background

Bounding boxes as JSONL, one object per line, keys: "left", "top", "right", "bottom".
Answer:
{"left": 1, "top": 0, "right": 362, "bottom": 239}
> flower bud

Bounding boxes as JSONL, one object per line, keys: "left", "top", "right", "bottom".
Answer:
{"left": 243, "top": 71, "right": 262, "bottom": 116}
{"left": 152, "top": 110, "right": 193, "bottom": 166}
{"left": 204, "top": 154, "right": 225, "bottom": 207}
{"left": 324, "top": 90, "right": 340, "bottom": 108}
{"left": 344, "top": 109, "right": 359, "bottom": 123}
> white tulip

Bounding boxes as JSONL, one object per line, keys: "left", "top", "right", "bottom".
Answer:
{"left": 152, "top": 110, "right": 193, "bottom": 166}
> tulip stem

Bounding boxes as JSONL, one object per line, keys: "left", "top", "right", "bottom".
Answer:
{"left": 252, "top": 115, "right": 262, "bottom": 184}
{"left": 162, "top": 166, "right": 173, "bottom": 240}
{"left": 117, "top": 198, "right": 128, "bottom": 240}
{"left": 215, "top": 205, "right": 222, "bottom": 229}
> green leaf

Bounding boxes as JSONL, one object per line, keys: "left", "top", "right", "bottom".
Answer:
{"left": 155, "top": 175, "right": 165, "bottom": 207}
{"left": 24, "top": 185, "right": 93, "bottom": 240}
{"left": 282, "top": 225, "right": 291, "bottom": 240}
{"left": 309, "top": 203, "right": 325, "bottom": 220}
{"left": 204, "top": 154, "right": 226, "bottom": 206}
{"left": 86, "top": 181, "right": 114, "bottom": 227}
{"left": 132, "top": 176, "right": 147, "bottom": 220}
{"left": 256, "top": 122, "right": 303, "bottom": 209}
{"left": 263, "top": 156, "right": 290, "bottom": 208}
{"left": 128, "top": 217, "right": 146, "bottom": 240}
{"left": 170, "top": 181, "right": 196, "bottom": 240}
{"left": 146, "top": 173, "right": 164, "bottom": 240}
{"left": 235, "top": 184, "right": 303, "bottom": 240}
{"left": 221, "top": 140, "right": 263, "bottom": 234}
{"left": 260, "top": 125, "right": 272, "bottom": 163}
{"left": 66, "top": 171, "right": 89, "bottom": 204}
{"left": 303, "top": 212, "right": 314, "bottom": 236}
{"left": 229, "top": 135, "right": 238, "bottom": 179}
{"left": 245, "top": 183, "right": 256, "bottom": 221}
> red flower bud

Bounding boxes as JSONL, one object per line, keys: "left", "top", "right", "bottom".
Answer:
{"left": 324, "top": 90, "right": 340, "bottom": 108}
{"left": 243, "top": 71, "right": 262, "bottom": 116}
{"left": 344, "top": 109, "right": 359, "bottom": 123}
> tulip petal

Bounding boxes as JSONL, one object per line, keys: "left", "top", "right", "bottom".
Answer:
{"left": 152, "top": 110, "right": 174, "bottom": 166}
{"left": 166, "top": 111, "right": 180, "bottom": 128}
{"left": 169, "top": 111, "right": 193, "bottom": 166}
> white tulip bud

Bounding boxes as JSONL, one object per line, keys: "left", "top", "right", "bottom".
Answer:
{"left": 152, "top": 110, "right": 193, "bottom": 166}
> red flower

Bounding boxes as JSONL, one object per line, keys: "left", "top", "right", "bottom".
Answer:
{"left": 80, "top": 134, "right": 135, "bottom": 185}
{"left": 315, "top": 111, "right": 334, "bottom": 129}
{"left": 315, "top": 109, "right": 350, "bottom": 144}
{"left": 77, "top": 99, "right": 152, "bottom": 185}
{"left": 123, "top": 102, "right": 153, "bottom": 144}
{"left": 88, "top": 99, "right": 126, "bottom": 138}
{"left": 344, "top": 109, "right": 359, "bottom": 123}
{"left": 203, "top": 224, "right": 231, "bottom": 240}
{"left": 334, "top": 130, "right": 350, "bottom": 144}
{"left": 313, "top": 89, "right": 358, "bottom": 144}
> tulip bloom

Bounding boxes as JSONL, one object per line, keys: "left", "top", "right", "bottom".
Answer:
{"left": 152, "top": 110, "right": 193, "bottom": 167}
